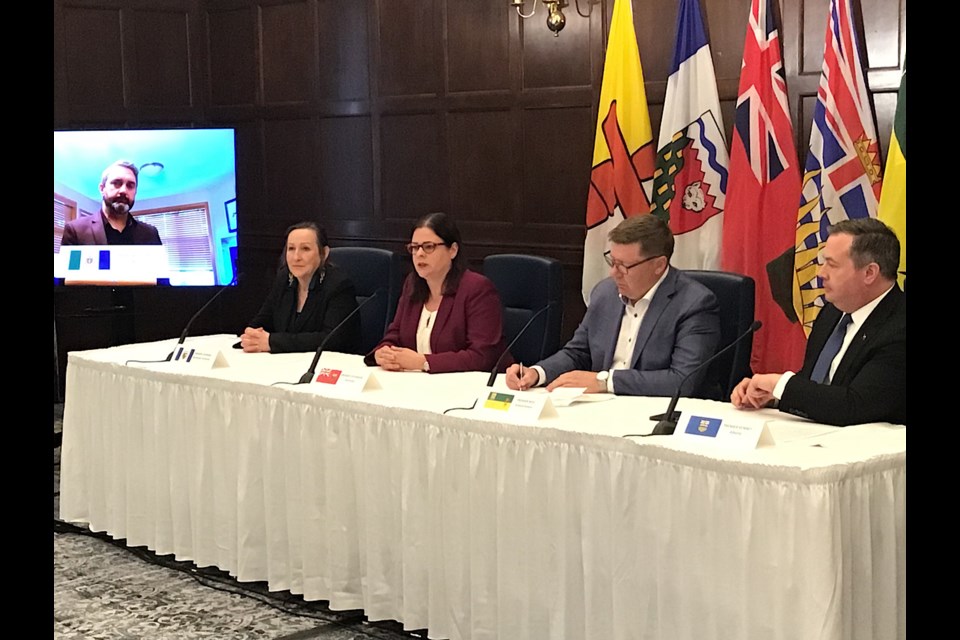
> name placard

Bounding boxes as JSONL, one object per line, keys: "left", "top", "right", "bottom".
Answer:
{"left": 674, "top": 412, "right": 775, "bottom": 450}
{"left": 308, "top": 367, "right": 380, "bottom": 397}
{"left": 170, "top": 346, "right": 229, "bottom": 370}
{"left": 474, "top": 389, "right": 558, "bottom": 424}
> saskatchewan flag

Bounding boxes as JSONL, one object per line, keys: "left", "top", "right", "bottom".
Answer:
{"left": 878, "top": 61, "right": 906, "bottom": 289}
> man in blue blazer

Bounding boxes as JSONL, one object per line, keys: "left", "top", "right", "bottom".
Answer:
{"left": 506, "top": 215, "right": 721, "bottom": 397}
{"left": 731, "top": 217, "right": 906, "bottom": 426}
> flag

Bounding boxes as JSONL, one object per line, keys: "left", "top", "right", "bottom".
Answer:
{"left": 582, "top": 0, "right": 656, "bottom": 303}
{"left": 722, "top": 0, "right": 807, "bottom": 373}
{"left": 877, "top": 60, "right": 906, "bottom": 289}
{"left": 652, "top": 0, "right": 728, "bottom": 270}
{"left": 792, "top": 0, "right": 883, "bottom": 332}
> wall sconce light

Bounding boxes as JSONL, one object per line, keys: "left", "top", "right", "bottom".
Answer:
{"left": 510, "top": 0, "right": 598, "bottom": 37}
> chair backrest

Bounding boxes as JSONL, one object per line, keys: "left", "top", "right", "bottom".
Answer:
{"left": 483, "top": 254, "right": 564, "bottom": 365}
{"left": 685, "top": 270, "right": 756, "bottom": 401}
{"left": 328, "top": 246, "right": 405, "bottom": 355}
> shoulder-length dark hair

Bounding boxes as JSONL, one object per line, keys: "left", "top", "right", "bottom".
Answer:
{"left": 410, "top": 212, "right": 466, "bottom": 303}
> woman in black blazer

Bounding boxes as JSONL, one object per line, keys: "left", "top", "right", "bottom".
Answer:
{"left": 241, "top": 221, "right": 361, "bottom": 354}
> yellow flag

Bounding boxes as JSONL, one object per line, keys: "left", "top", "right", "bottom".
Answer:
{"left": 877, "top": 61, "right": 906, "bottom": 289}
{"left": 582, "top": 0, "right": 656, "bottom": 303}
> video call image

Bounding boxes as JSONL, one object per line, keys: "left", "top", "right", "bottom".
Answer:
{"left": 54, "top": 128, "right": 238, "bottom": 286}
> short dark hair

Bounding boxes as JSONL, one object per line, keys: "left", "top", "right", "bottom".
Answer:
{"left": 410, "top": 212, "right": 466, "bottom": 303}
{"left": 607, "top": 214, "right": 675, "bottom": 260}
{"left": 828, "top": 217, "right": 900, "bottom": 281}
{"left": 100, "top": 160, "right": 139, "bottom": 187}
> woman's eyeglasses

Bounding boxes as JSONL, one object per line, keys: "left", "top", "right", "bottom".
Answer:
{"left": 406, "top": 242, "right": 448, "bottom": 255}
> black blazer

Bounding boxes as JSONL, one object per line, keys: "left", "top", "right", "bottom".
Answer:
{"left": 248, "top": 263, "right": 361, "bottom": 354}
{"left": 780, "top": 285, "right": 906, "bottom": 426}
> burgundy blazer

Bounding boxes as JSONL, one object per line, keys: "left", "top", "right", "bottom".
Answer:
{"left": 365, "top": 270, "right": 512, "bottom": 373}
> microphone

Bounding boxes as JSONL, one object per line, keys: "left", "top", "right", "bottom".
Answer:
{"left": 648, "top": 320, "right": 762, "bottom": 436}
{"left": 297, "top": 289, "right": 383, "bottom": 384}
{"left": 486, "top": 301, "right": 557, "bottom": 387}
{"left": 166, "top": 273, "right": 239, "bottom": 361}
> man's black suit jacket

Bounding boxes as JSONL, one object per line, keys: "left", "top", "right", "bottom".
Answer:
{"left": 779, "top": 285, "right": 906, "bottom": 426}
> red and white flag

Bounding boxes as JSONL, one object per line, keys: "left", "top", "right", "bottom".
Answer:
{"left": 722, "top": 0, "right": 807, "bottom": 373}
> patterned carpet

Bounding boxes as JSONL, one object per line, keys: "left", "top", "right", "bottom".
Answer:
{"left": 53, "top": 404, "right": 420, "bottom": 640}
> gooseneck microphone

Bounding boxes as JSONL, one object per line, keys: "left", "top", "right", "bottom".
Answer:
{"left": 165, "top": 273, "right": 240, "bottom": 361}
{"left": 297, "top": 289, "right": 383, "bottom": 384}
{"left": 486, "top": 301, "right": 557, "bottom": 387}
{"left": 647, "top": 320, "right": 762, "bottom": 436}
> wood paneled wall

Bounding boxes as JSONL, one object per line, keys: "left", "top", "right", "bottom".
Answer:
{"left": 53, "top": 0, "right": 906, "bottom": 392}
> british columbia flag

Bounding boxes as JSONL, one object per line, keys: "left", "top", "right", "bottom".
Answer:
{"left": 792, "top": 0, "right": 883, "bottom": 332}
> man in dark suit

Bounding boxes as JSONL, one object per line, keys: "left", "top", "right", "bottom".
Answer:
{"left": 505, "top": 214, "right": 721, "bottom": 396}
{"left": 731, "top": 217, "right": 905, "bottom": 426}
{"left": 61, "top": 160, "right": 162, "bottom": 246}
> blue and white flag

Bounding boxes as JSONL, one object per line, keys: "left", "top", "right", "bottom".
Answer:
{"left": 652, "top": 0, "right": 729, "bottom": 270}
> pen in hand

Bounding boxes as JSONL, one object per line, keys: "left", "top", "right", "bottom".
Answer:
{"left": 519, "top": 362, "right": 525, "bottom": 391}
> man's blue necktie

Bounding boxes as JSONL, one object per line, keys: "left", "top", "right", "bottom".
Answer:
{"left": 810, "top": 314, "right": 853, "bottom": 384}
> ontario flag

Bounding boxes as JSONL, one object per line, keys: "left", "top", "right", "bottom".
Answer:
{"left": 652, "top": 0, "right": 728, "bottom": 270}
{"left": 722, "top": 0, "right": 807, "bottom": 373}
{"left": 792, "top": 0, "right": 883, "bottom": 333}
{"left": 582, "top": 0, "right": 656, "bottom": 303}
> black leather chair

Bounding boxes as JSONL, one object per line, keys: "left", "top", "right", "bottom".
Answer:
{"left": 483, "top": 254, "right": 564, "bottom": 365}
{"left": 328, "top": 247, "right": 406, "bottom": 355}
{"left": 685, "top": 270, "right": 756, "bottom": 401}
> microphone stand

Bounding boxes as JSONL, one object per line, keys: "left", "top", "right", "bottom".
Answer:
{"left": 648, "top": 320, "right": 762, "bottom": 436}
{"left": 297, "top": 289, "right": 383, "bottom": 384}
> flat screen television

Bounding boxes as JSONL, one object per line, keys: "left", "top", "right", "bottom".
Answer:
{"left": 54, "top": 128, "right": 238, "bottom": 286}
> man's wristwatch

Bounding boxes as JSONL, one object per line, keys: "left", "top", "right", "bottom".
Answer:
{"left": 596, "top": 370, "right": 609, "bottom": 391}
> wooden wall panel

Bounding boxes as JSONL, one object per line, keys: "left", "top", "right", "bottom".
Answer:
{"left": 521, "top": 8, "right": 593, "bottom": 89}
{"left": 319, "top": 116, "right": 375, "bottom": 220}
{"left": 208, "top": 6, "right": 257, "bottom": 106}
{"left": 261, "top": 1, "right": 316, "bottom": 104}
{"left": 130, "top": 10, "right": 194, "bottom": 107}
{"left": 62, "top": 7, "right": 125, "bottom": 107}
{"left": 377, "top": 0, "right": 440, "bottom": 96}
{"left": 446, "top": 2, "right": 511, "bottom": 93}
{"left": 317, "top": 0, "right": 370, "bottom": 101}
{"left": 380, "top": 113, "right": 445, "bottom": 221}
{"left": 521, "top": 107, "right": 594, "bottom": 229}
{"left": 261, "top": 118, "right": 320, "bottom": 228}
{"left": 447, "top": 110, "right": 514, "bottom": 224}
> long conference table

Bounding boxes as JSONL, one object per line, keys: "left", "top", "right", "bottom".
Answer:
{"left": 60, "top": 335, "right": 905, "bottom": 640}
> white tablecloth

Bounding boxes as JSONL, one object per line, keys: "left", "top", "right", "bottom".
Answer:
{"left": 60, "top": 335, "right": 905, "bottom": 640}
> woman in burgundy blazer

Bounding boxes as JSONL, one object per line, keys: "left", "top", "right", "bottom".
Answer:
{"left": 365, "top": 213, "right": 511, "bottom": 374}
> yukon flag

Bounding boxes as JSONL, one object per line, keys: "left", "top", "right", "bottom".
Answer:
{"left": 792, "top": 0, "right": 883, "bottom": 332}
{"left": 652, "top": 0, "right": 728, "bottom": 270}
{"left": 877, "top": 61, "right": 906, "bottom": 289}
{"left": 722, "top": 0, "right": 807, "bottom": 373}
{"left": 582, "top": 0, "right": 656, "bottom": 303}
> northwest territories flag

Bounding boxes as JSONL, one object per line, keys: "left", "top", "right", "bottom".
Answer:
{"left": 652, "top": 0, "right": 728, "bottom": 270}
{"left": 792, "top": 0, "right": 883, "bottom": 333}
{"left": 582, "top": 0, "right": 656, "bottom": 304}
